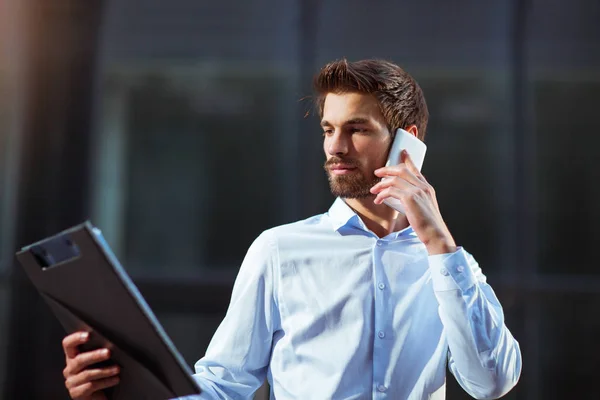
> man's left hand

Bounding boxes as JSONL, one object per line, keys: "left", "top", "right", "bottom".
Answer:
{"left": 371, "top": 150, "right": 457, "bottom": 255}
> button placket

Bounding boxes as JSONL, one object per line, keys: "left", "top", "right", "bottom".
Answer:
{"left": 372, "top": 237, "right": 391, "bottom": 396}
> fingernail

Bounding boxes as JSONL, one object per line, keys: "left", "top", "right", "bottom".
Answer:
{"left": 102, "top": 349, "right": 110, "bottom": 355}
{"left": 80, "top": 332, "right": 88, "bottom": 340}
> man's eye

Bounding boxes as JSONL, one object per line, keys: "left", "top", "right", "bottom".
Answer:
{"left": 351, "top": 128, "right": 366, "bottom": 133}
{"left": 322, "top": 129, "right": 334, "bottom": 136}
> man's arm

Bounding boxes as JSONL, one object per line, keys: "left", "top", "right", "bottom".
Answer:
{"left": 429, "top": 248, "right": 522, "bottom": 399}
{"left": 190, "top": 230, "right": 279, "bottom": 400}
{"left": 371, "top": 150, "right": 521, "bottom": 397}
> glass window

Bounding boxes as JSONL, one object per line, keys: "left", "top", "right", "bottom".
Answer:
{"left": 92, "top": 66, "right": 299, "bottom": 278}
{"left": 533, "top": 78, "right": 600, "bottom": 275}
{"left": 528, "top": 0, "right": 600, "bottom": 275}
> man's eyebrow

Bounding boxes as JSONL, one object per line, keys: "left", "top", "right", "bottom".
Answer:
{"left": 344, "top": 118, "right": 370, "bottom": 125}
{"left": 320, "top": 118, "right": 372, "bottom": 127}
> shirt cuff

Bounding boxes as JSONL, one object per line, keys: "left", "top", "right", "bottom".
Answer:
{"left": 428, "top": 247, "right": 476, "bottom": 292}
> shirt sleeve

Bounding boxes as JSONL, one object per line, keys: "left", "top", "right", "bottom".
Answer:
{"left": 185, "top": 230, "right": 279, "bottom": 400}
{"left": 428, "top": 247, "right": 522, "bottom": 399}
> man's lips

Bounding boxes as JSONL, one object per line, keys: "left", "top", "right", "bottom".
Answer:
{"left": 329, "top": 165, "right": 358, "bottom": 175}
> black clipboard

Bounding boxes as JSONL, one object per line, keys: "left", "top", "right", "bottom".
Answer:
{"left": 15, "top": 222, "right": 202, "bottom": 399}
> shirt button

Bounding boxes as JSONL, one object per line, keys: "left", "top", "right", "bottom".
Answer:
{"left": 440, "top": 267, "right": 449, "bottom": 276}
{"left": 457, "top": 265, "right": 465, "bottom": 273}
{"left": 378, "top": 282, "right": 386, "bottom": 290}
{"left": 376, "top": 241, "right": 383, "bottom": 246}
{"left": 377, "top": 385, "right": 387, "bottom": 392}
{"left": 378, "top": 331, "right": 385, "bottom": 339}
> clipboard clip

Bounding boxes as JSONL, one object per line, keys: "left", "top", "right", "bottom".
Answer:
{"left": 30, "top": 233, "right": 80, "bottom": 270}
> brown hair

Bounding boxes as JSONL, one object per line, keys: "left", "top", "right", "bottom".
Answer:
{"left": 313, "top": 58, "right": 429, "bottom": 141}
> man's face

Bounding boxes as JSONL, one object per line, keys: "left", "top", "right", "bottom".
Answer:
{"left": 321, "top": 92, "right": 392, "bottom": 199}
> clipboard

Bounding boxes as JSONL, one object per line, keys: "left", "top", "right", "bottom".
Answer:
{"left": 15, "top": 222, "right": 202, "bottom": 399}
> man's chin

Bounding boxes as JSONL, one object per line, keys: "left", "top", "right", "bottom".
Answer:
{"left": 329, "top": 187, "right": 375, "bottom": 199}
{"left": 327, "top": 172, "right": 380, "bottom": 199}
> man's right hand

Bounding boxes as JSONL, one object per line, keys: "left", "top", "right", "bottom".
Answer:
{"left": 62, "top": 331, "right": 120, "bottom": 399}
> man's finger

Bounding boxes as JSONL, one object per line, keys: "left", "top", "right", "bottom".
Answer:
{"left": 62, "top": 331, "right": 89, "bottom": 359}
{"left": 371, "top": 176, "right": 415, "bottom": 194}
{"left": 400, "top": 150, "right": 421, "bottom": 177}
{"left": 374, "top": 187, "right": 406, "bottom": 205}
{"left": 70, "top": 348, "right": 112, "bottom": 375}
{"left": 374, "top": 166, "right": 421, "bottom": 188}
{"left": 66, "top": 366, "right": 120, "bottom": 389}
{"left": 69, "top": 376, "right": 120, "bottom": 399}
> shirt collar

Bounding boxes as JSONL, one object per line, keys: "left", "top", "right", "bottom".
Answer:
{"left": 328, "top": 197, "right": 364, "bottom": 232}
{"left": 327, "top": 197, "right": 418, "bottom": 240}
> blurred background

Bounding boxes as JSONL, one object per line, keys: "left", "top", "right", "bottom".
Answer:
{"left": 1, "top": 0, "right": 599, "bottom": 398}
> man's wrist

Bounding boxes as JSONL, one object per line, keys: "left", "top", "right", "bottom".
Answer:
{"left": 425, "top": 237, "right": 457, "bottom": 255}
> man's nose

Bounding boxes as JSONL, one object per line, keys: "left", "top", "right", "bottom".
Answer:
{"left": 327, "top": 131, "right": 349, "bottom": 156}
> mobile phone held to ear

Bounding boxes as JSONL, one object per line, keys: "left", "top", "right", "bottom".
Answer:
{"left": 382, "top": 128, "right": 427, "bottom": 214}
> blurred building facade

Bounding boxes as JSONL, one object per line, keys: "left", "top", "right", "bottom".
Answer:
{"left": 1, "top": 0, "right": 599, "bottom": 398}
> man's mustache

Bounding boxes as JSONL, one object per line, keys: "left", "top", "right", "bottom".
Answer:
{"left": 324, "top": 157, "right": 361, "bottom": 169}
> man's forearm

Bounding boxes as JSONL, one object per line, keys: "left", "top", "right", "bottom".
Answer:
{"left": 429, "top": 248, "right": 522, "bottom": 399}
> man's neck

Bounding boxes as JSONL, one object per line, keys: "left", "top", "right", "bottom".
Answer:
{"left": 343, "top": 196, "right": 409, "bottom": 238}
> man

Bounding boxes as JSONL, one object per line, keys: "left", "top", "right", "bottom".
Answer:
{"left": 62, "top": 59, "right": 521, "bottom": 399}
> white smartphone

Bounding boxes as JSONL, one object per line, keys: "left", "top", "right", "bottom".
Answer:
{"left": 382, "top": 128, "right": 427, "bottom": 213}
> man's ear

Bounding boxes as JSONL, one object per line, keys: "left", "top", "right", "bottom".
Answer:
{"left": 405, "top": 125, "right": 418, "bottom": 137}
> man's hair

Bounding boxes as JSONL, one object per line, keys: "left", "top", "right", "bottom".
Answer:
{"left": 313, "top": 58, "right": 429, "bottom": 140}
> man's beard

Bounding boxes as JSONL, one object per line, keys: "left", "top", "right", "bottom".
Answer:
{"left": 324, "top": 157, "right": 381, "bottom": 199}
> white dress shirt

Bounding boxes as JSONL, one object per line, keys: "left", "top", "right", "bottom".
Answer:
{"left": 187, "top": 198, "right": 522, "bottom": 399}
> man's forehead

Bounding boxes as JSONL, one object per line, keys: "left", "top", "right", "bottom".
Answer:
{"left": 322, "top": 92, "right": 384, "bottom": 125}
